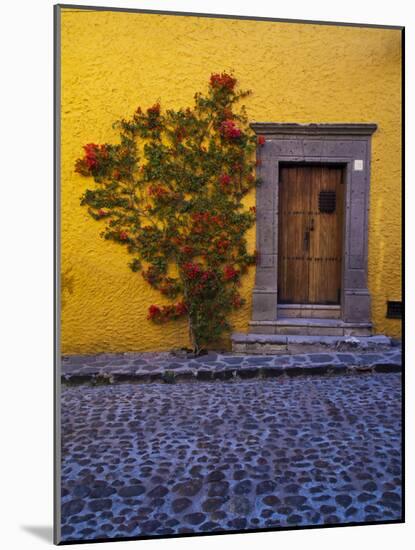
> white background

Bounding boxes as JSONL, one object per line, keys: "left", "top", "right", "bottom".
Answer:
{"left": 0, "top": 0, "right": 412, "bottom": 548}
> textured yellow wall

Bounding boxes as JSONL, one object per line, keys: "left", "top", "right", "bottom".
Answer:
{"left": 60, "top": 8, "right": 402, "bottom": 353}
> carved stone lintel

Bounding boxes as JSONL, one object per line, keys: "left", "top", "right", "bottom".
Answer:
{"left": 250, "top": 122, "right": 377, "bottom": 136}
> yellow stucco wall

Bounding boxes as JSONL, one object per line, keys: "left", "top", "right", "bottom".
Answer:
{"left": 60, "top": 8, "right": 402, "bottom": 353}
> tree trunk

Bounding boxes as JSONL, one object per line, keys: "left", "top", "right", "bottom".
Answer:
{"left": 181, "top": 275, "right": 200, "bottom": 355}
{"left": 187, "top": 315, "right": 200, "bottom": 355}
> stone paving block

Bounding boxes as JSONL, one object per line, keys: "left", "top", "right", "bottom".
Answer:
{"left": 246, "top": 357, "right": 273, "bottom": 364}
{"left": 309, "top": 354, "right": 335, "bottom": 363}
{"left": 272, "top": 356, "right": 293, "bottom": 365}
{"left": 336, "top": 354, "right": 357, "bottom": 363}
{"left": 359, "top": 354, "right": 384, "bottom": 365}
{"left": 223, "top": 357, "right": 244, "bottom": 365}
{"left": 61, "top": 364, "right": 84, "bottom": 372}
{"left": 132, "top": 359, "right": 148, "bottom": 365}
{"left": 292, "top": 355, "right": 308, "bottom": 363}
{"left": 194, "top": 353, "right": 218, "bottom": 363}
{"left": 163, "top": 363, "right": 184, "bottom": 370}
{"left": 82, "top": 366, "right": 100, "bottom": 375}
{"left": 63, "top": 355, "right": 92, "bottom": 364}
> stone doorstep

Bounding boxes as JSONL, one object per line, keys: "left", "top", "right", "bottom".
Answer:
{"left": 231, "top": 332, "right": 392, "bottom": 354}
{"left": 249, "top": 318, "right": 373, "bottom": 337}
{"left": 232, "top": 333, "right": 391, "bottom": 343}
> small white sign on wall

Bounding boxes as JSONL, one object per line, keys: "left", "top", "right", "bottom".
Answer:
{"left": 354, "top": 159, "right": 364, "bottom": 171}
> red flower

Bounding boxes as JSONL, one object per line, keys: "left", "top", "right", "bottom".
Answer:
{"left": 180, "top": 245, "right": 194, "bottom": 255}
{"left": 219, "top": 120, "right": 242, "bottom": 140}
{"left": 147, "top": 305, "right": 161, "bottom": 320}
{"left": 191, "top": 212, "right": 223, "bottom": 227}
{"left": 210, "top": 72, "right": 237, "bottom": 91}
{"left": 201, "top": 270, "right": 214, "bottom": 282}
{"left": 112, "top": 169, "right": 121, "bottom": 180}
{"left": 83, "top": 143, "right": 99, "bottom": 170}
{"left": 147, "top": 103, "right": 160, "bottom": 115}
{"left": 232, "top": 293, "right": 243, "bottom": 308}
{"left": 148, "top": 185, "right": 169, "bottom": 198}
{"left": 119, "top": 231, "right": 128, "bottom": 241}
{"left": 148, "top": 302, "right": 187, "bottom": 322}
{"left": 182, "top": 262, "right": 201, "bottom": 280}
{"left": 84, "top": 143, "right": 99, "bottom": 154}
{"left": 219, "top": 173, "right": 231, "bottom": 187}
{"left": 85, "top": 158, "right": 97, "bottom": 170}
{"left": 98, "top": 209, "right": 106, "bottom": 217}
{"left": 175, "top": 127, "right": 186, "bottom": 142}
{"left": 224, "top": 265, "right": 239, "bottom": 281}
{"left": 258, "top": 136, "right": 266, "bottom": 146}
{"left": 217, "top": 239, "right": 230, "bottom": 253}
{"left": 175, "top": 302, "right": 187, "bottom": 315}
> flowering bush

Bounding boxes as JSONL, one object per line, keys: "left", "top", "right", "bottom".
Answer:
{"left": 76, "top": 72, "right": 260, "bottom": 352}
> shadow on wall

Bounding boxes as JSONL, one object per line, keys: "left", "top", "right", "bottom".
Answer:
{"left": 61, "top": 265, "right": 75, "bottom": 309}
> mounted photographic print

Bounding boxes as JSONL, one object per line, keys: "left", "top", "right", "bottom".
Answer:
{"left": 54, "top": 4, "right": 404, "bottom": 544}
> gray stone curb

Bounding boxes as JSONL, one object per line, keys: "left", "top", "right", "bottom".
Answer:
{"left": 61, "top": 350, "right": 402, "bottom": 385}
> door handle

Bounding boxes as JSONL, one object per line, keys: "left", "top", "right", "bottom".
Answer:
{"left": 304, "top": 230, "right": 310, "bottom": 251}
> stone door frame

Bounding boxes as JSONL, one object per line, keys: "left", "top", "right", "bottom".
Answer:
{"left": 250, "top": 122, "right": 377, "bottom": 324}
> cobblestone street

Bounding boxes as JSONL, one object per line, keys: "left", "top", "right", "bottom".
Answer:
{"left": 60, "top": 372, "right": 402, "bottom": 542}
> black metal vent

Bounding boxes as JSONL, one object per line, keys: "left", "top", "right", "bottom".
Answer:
{"left": 386, "top": 301, "right": 402, "bottom": 319}
{"left": 319, "top": 190, "right": 336, "bottom": 213}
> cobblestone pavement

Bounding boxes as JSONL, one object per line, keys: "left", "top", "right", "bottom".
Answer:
{"left": 61, "top": 349, "right": 401, "bottom": 384}
{"left": 60, "top": 372, "right": 402, "bottom": 542}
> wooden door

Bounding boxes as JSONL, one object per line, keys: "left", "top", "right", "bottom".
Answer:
{"left": 278, "top": 164, "right": 344, "bottom": 304}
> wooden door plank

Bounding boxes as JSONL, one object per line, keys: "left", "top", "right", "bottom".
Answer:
{"left": 309, "top": 165, "right": 344, "bottom": 303}
{"left": 278, "top": 165, "right": 310, "bottom": 303}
